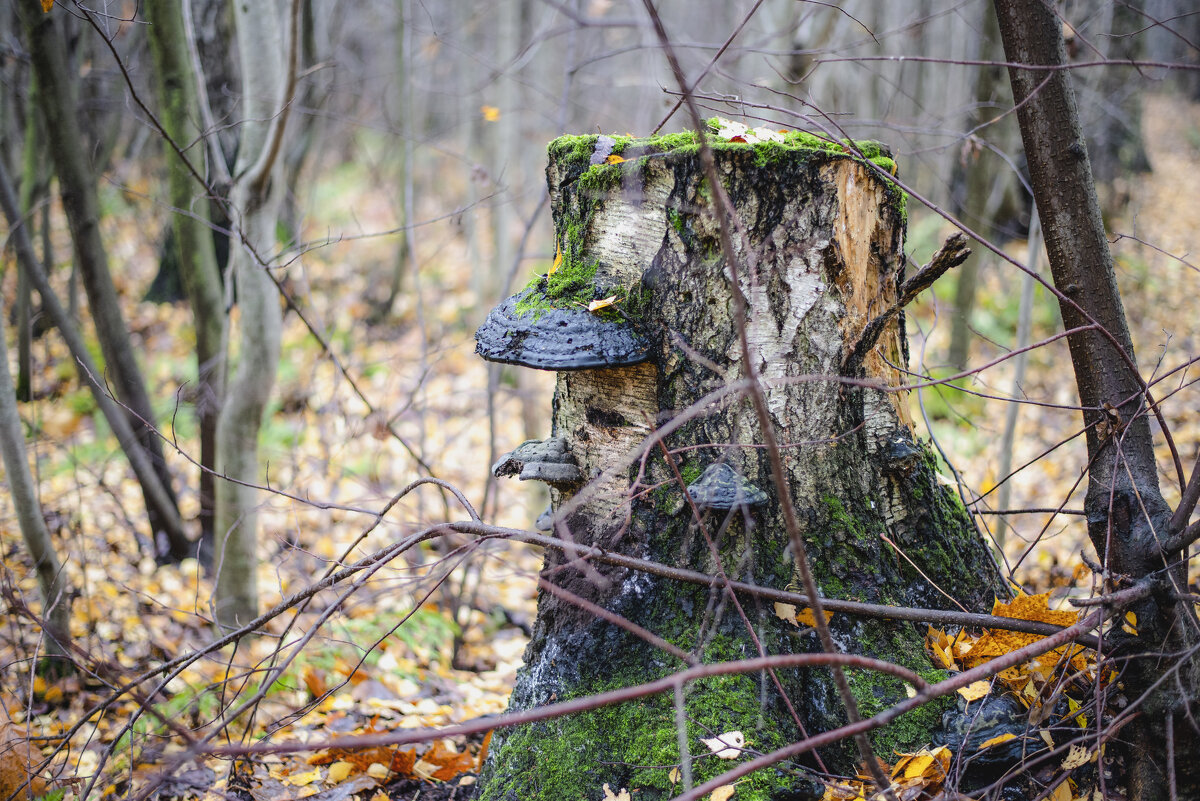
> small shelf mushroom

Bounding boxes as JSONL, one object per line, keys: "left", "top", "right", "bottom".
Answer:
{"left": 686, "top": 463, "right": 768, "bottom": 510}
{"left": 492, "top": 436, "right": 583, "bottom": 487}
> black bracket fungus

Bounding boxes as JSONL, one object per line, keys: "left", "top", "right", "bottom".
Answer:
{"left": 883, "top": 429, "right": 924, "bottom": 475}
{"left": 491, "top": 436, "right": 583, "bottom": 487}
{"left": 474, "top": 286, "right": 649, "bottom": 371}
{"left": 686, "top": 463, "right": 769, "bottom": 510}
{"left": 931, "top": 693, "right": 1048, "bottom": 790}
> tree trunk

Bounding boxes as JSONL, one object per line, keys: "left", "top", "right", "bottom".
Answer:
{"left": 213, "top": 0, "right": 293, "bottom": 627}
{"left": 947, "top": 3, "right": 1023, "bottom": 371}
{"left": 0, "top": 265, "right": 72, "bottom": 670}
{"left": 476, "top": 133, "right": 1006, "bottom": 799}
{"left": 144, "top": 0, "right": 227, "bottom": 555}
{"left": 17, "top": 0, "right": 189, "bottom": 561}
{"left": 993, "top": 3, "right": 1200, "bottom": 799}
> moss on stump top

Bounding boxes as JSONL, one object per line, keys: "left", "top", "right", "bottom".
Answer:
{"left": 547, "top": 119, "right": 898, "bottom": 177}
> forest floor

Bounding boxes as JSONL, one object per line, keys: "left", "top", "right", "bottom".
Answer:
{"left": 2, "top": 93, "right": 1199, "bottom": 801}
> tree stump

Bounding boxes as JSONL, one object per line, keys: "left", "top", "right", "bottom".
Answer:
{"left": 475, "top": 128, "right": 1006, "bottom": 801}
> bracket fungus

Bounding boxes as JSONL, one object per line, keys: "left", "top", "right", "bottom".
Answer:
{"left": 491, "top": 436, "right": 583, "bottom": 487}
{"left": 686, "top": 463, "right": 769, "bottom": 510}
{"left": 474, "top": 284, "right": 649, "bottom": 371}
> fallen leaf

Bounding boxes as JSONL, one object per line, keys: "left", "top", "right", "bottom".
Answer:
{"left": 979, "top": 732, "right": 1018, "bottom": 749}
{"left": 1049, "top": 780, "right": 1072, "bottom": 801}
{"left": 701, "top": 731, "right": 745, "bottom": 759}
{"left": 1061, "top": 744, "right": 1095, "bottom": 770}
{"left": 669, "top": 767, "right": 680, "bottom": 784}
{"left": 602, "top": 783, "right": 631, "bottom": 801}
{"left": 796, "top": 607, "right": 834, "bottom": 627}
{"left": 366, "top": 763, "right": 390, "bottom": 780}
{"left": 604, "top": 155, "right": 626, "bottom": 164}
{"left": 41, "top": 0, "right": 54, "bottom": 10}
{"left": 286, "top": 767, "right": 322, "bottom": 786}
{"left": 957, "top": 680, "right": 991, "bottom": 702}
{"left": 710, "top": 785, "right": 736, "bottom": 801}
{"left": 480, "top": 105, "right": 500, "bottom": 122}
{"left": 550, "top": 247, "right": 562, "bottom": 277}
{"left": 326, "top": 761, "right": 354, "bottom": 783}
{"left": 773, "top": 602, "right": 798, "bottom": 625}
{"left": 588, "top": 295, "right": 618, "bottom": 312}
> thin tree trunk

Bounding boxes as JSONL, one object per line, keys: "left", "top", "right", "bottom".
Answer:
{"left": 0, "top": 272, "right": 72, "bottom": 670}
{"left": 213, "top": 0, "right": 296, "bottom": 627}
{"left": 993, "top": 3, "right": 1199, "bottom": 798}
{"left": 477, "top": 134, "right": 1005, "bottom": 798}
{"left": 144, "top": 0, "right": 227, "bottom": 556}
{"left": 948, "top": 4, "right": 1018, "bottom": 370}
{"left": 17, "top": 0, "right": 188, "bottom": 560}
{"left": 0, "top": 159, "right": 184, "bottom": 573}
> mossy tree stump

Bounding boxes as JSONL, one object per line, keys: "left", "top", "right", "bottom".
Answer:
{"left": 475, "top": 127, "right": 1006, "bottom": 801}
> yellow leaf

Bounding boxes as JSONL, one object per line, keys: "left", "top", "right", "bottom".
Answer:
{"left": 1122, "top": 611, "right": 1138, "bottom": 635}
{"left": 774, "top": 602, "right": 799, "bottom": 625}
{"left": 796, "top": 607, "right": 834, "bottom": 627}
{"left": 286, "top": 767, "right": 322, "bottom": 787}
{"left": 978, "top": 732, "right": 1017, "bottom": 749}
{"left": 1061, "top": 744, "right": 1095, "bottom": 770}
{"left": 710, "top": 786, "right": 736, "bottom": 801}
{"left": 480, "top": 105, "right": 500, "bottom": 122}
{"left": 366, "top": 763, "right": 390, "bottom": 780}
{"left": 588, "top": 295, "right": 618, "bottom": 312}
{"left": 550, "top": 247, "right": 562, "bottom": 276}
{"left": 605, "top": 154, "right": 626, "bottom": 164}
{"left": 1049, "top": 780, "right": 1072, "bottom": 801}
{"left": 41, "top": 0, "right": 53, "bottom": 10}
{"left": 1067, "top": 696, "right": 1088, "bottom": 728}
{"left": 957, "top": 680, "right": 991, "bottom": 702}
{"left": 326, "top": 762, "right": 354, "bottom": 783}
{"left": 902, "top": 753, "right": 935, "bottom": 780}
{"left": 669, "top": 767, "right": 680, "bottom": 784}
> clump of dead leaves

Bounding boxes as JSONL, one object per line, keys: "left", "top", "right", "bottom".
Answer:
{"left": 823, "top": 590, "right": 1104, "bottom": 801}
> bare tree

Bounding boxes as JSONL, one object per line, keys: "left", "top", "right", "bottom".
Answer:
{"left": 213, "top": 0, "right": 301, "bottom": 627}
{"left": 993, "top": 1, "right": 1199, "bottom": 797}
{"left": 144, "top": 0, "right": 226, "bottom": 555}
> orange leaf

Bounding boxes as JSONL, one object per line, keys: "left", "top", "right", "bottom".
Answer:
{"left": 41, "top": 0, "right": 54, "bottom": 10}
{"left": 550, "top": 247, "right": 562, "bottom": 276}
{"left": 796, "top": 607, "right": 833, "bottom": 627}
{"left": 478, "top": 730, "right": 494, "bottom": 770}
{"left": 604, "top": 154, "right": 626, "bottom": 164}
{"left": 480, "top": 105, "right": 500, "bottom": 122}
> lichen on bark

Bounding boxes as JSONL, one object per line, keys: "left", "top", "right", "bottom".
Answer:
{"left": 478, "top": 131, "right": 1003, "bottom": 801}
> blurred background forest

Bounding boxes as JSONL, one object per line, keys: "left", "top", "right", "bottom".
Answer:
{"left": 2, "top": 0, "right": 1200, "bottom": 799}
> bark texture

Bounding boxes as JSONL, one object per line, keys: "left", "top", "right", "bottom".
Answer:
{"left": 993, "top": 3, "right": 1200, "bottom": 798}
{"left": 478, "top": 136, "right": 1005, "bottom": 800}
